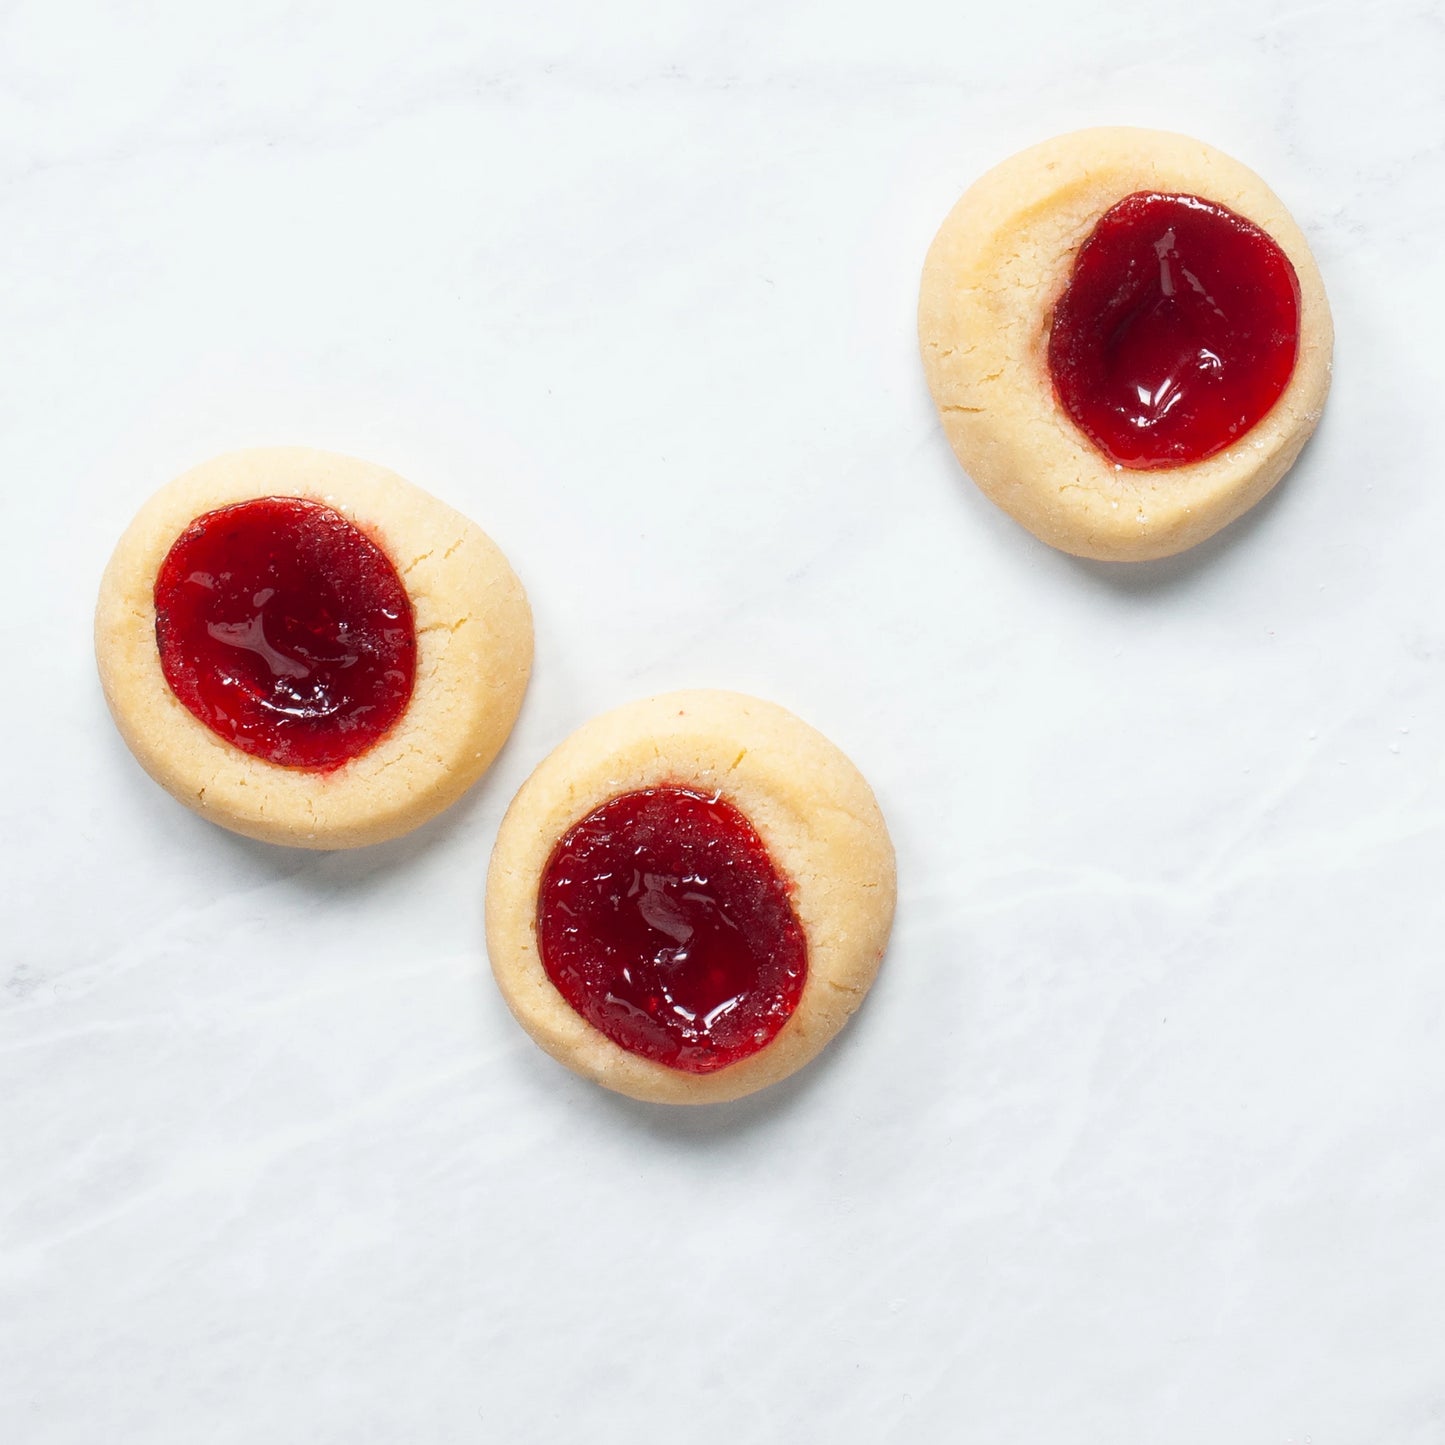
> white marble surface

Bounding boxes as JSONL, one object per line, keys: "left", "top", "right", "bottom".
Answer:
{"left": 3, "top": 1, "right": 1444, "bottom": 1440}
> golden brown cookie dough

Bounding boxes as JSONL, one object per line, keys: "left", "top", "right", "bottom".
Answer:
{"left": 919, "top": 127, "right": 1333, "bottom": 561}
{"left": 95, "top": 447, "right": 532, "bottom": 848}
{"left": 485, "top": 690, "right": 897, "bottom": 1104}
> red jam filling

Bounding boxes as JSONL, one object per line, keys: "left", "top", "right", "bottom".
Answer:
{"left": 536, "top": 786, "right": 808, "bottom": 1074}
{"left": 1048, "top": 191, "right": 1301, "bottom": 469}
{"left": 153, "top": 497, "right": 416, "bottom": 771}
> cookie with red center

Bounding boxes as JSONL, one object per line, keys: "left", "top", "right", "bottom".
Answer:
{"left": 96, "top": 448, "right": 532, "bottom": 848}
{"left": 485, "top": 691, "right": 896, "bottom": 1104}
{"left": 919, "top": 127, "right": 1333, "bottom": 561}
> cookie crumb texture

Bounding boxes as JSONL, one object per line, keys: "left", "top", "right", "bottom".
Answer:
{"left": 95, "top": 447, "right": 533, "bottom": 849}
{"left": 485, "top": 690, "right": 897, "bottom": 1104}
{"left": 919, "top": 127, "right": 1333, "bottom": 562}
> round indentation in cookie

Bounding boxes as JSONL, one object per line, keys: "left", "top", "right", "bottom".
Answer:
{"left": 153, "top": 497, "right": 417, "bottom": 770}
{"left": 1048, "top": 192, "right": 1302, "bottom": 469}
{"left": 918, "top": 128, "right": 1333, "bottom": 562}
{"left": 96, "top": 448, "right": 533, "bottom": 849}
{"left": 537, "top": 786, "right": 808, "bottom": 1074}
{"left": 486, "top": 690, "right": 896, "bottom": 1105}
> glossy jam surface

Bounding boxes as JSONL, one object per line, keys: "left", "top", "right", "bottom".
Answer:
{"left": 1048, "top": 192, "right": 1301, "bottom": 469}
{"left": 537, "top": 787, "right": 807, "bottom": 1074}
{"left": 153, "top": 497, "right": 416, "bottom": 770}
